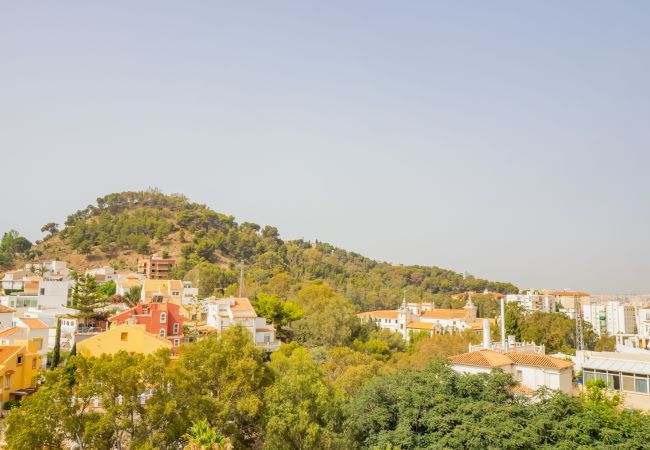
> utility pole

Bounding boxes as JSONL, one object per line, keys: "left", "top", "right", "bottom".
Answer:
{"left": 575, "top": 295, "right": 585, "bottom": 351}
{"left": 239, "top": 263, "right": 244, "bottom": 298}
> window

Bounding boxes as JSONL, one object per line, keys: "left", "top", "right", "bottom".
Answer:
{"left": 121, "top": 332, "right": 128, "bottom": 341}
{"left": 32, "top": 358, "right": 37, "bottom": 369}
{"left": 264, "top": 335, "right": 270, "bottom": 343}
{"left": 40, "top": 288, "right": 45, "bottom": 295}
{"left": 635, "top": 377, "right": 648, "bottom": 394}
{"left": 34, "top": 338, "right": 43, "bottom": 350}
{"left": 17, "top": 355, "right": 23, "bottom": 365}
{"left": 516, "top": 370, "right": 523, "bottom": 381}
{"left": 173, "top": 339, "right": 180, "bottom": 347}
{"left": 622, "top": 374, "right": 636, "bottom": 392}
{"left": 159, "top": 329, "right": 166, "bottom": 338}
{"left": 160, "top": 312, "right": 167, "bottom": 324}
{"left": 173, "top": 323, "right": 179, "bottom": 335}
{"left": 172, "top": 291, "right": 180, "bottom": 296}
{"left": 4, "top": 375, "right": 10, "bottom": 388}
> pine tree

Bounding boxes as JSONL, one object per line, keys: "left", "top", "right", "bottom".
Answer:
{"left": 69, "top": 275, "right": 108, "bottom": 327}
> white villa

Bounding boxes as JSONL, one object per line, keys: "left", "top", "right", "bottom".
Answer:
{"left": 358, "top": 298, "right": 486, "bottom": 341}
{"left": 450, "top": 349, "right": 574, "bottom": 394}
{"left": 204, "top": 297, "right": 280, "bottom": 351}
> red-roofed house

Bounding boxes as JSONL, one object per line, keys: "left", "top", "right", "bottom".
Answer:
{"left": 450, "top": 349, "right": 574, "bottom": 394}
{"left": 109, "top": 302, "right": 184, "bottom": 351}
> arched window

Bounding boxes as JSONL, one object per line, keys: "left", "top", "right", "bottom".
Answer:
{"left": 160, "top": 312, "right": 167, "bottom": 323}
{"left": 159, "top": 328, "right": 166, "bottom": 338}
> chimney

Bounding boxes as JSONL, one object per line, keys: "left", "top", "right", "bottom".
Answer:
{"left": 482, "top": 319, "right": 491, "bottom": 349}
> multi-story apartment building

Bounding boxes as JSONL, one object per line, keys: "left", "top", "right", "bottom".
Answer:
{"left": 138, "top": 254, "right": 176, "bottom": 279}
{"left": 0, "top": 340, "right": 41, "bottom": 410}
{"left": 605, "top": 301, "right": 637, "bottom": 335}
{"left": 204, "top": 297, "right": 280, "bottom": 351}
{"left": 505, "top": 290, "right": 556, "bottom": 313}
{"left": 581, "top": 300, "right": 607, "bottom": 336}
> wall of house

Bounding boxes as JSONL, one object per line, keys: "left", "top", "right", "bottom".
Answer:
{"left": 37, "top": 281, "right": 73, "bottom": 309}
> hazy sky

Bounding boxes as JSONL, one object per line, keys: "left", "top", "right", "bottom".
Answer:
{"left": 1, "top": 2, "right": 649, "bottom": 294}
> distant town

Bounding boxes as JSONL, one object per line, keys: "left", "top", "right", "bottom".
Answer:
{"left": 2, "top": 254, "right": 650, "bottom": 416}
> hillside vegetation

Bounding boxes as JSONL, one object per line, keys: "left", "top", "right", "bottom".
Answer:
{"left": 15, "top": 189, "right": 517, "bottom": 311}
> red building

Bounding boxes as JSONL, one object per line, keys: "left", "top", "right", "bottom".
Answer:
{"left": 109, "top": 303, "right": 184, "bottom": 351}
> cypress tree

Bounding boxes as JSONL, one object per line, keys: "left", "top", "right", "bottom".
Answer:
{"left": 51, "top": 318, "right": 61, "bottom": 368}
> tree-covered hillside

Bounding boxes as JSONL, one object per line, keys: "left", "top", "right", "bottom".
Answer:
{"left": 16, "top": 189, "right": 518, "bottom": 311}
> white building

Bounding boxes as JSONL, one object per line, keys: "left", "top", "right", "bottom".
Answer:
{"left": 505, "top": 291, "right": 556, "bottom": 313}
{"left": 25, "top": 260, "right": 69, "bottom": 277}
{"left": 358, "top": 299, "right": 485, "bottom": 341}
{"left": 581, "top": 301, "right": 607, "bottom": 336}
{"left": 1, "top": 270, "right": 28, "bottom": 291}
{"left": 605, "top": 301, "right": 637, "bottom": 335}
{"left": 204, "top": 297, "right": 280, "bottom": 351}
{"left": 450, "top": 349, "right": 574, "bottom": 394}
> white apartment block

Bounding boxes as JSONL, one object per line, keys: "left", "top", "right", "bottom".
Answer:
{"left": 605, "top": 301, "right": 637, "bottom": 335}
{"left": 204, "top": 297, "right": 280, "bottom": 351}
{"left": 581, "top": 301, "right": 607, "bottom": 336}
{"left": 505, "top": 291, "right": 556, "bottom": 313}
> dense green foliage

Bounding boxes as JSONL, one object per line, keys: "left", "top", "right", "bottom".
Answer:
{"left": 0, "top": 229, "right": 35, "bottom": 269}
{"left": 39, "top": 190, "right": 519, "bottom": 312}
{"left": 504, "top": 303, "right": 598, "bottom": 353}
{"left": 7, "top": 327, "right": 649, "bottom": 450}
{"left": 346, "top": 362, "right": 650, "bottom": 450}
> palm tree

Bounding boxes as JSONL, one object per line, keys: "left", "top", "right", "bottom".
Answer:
{"left": 182, "top": 420, "right": 232, "bottom": 450}
{"left": 123, "top": 285, "right": 142, "bottom": 307}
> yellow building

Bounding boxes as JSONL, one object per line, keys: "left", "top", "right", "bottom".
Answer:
{"left": 76, "top": 323, "right": 173, "bottom": 358}
{"left": 0, "top": 340, "right": 41, "bottom": 408}
{"left": 142, "top": 279, "right": 191, "bottom": 318}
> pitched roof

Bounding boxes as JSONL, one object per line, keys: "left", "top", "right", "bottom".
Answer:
{"left": 0, "top": 345, "right": 24, "bottom": 365}
{"left": 0, "top": 327, "right": 24, "bottom": 338}
{"left": 505, "top": 352, "right": 573, "bottom": 370}
{"left": 357, "top": 310, "right": 398, "bottom": 320}
{"left": 508, "top": 384, "right": 535, "bottom": 395}
{"left": 451, "top": 349, "right": 574, "bottom": 370}
{"left": 406, "top": 321, "right": 436, "bottom": 330}
{"left": 228, "top": 298, "right": 257, "bottom": 317}
{"left": 20, "top": 318, "right": 49, "bottom": 330}
{"left": 421, "top": 309, "right": 468, "bottom": 320}
{"left": 450, "top": 349, "right": 513, "bottom": 368}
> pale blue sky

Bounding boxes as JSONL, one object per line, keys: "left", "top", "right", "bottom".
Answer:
{"left": 1, "top": 2, "right": 649, "bottom": 293}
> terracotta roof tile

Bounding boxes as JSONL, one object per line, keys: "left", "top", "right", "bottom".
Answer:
{"left": 406, "top": 321, "right": 436, "bottom": 330}
{"left": 421, "top": 309, "right": 468, "bottom": 320}
{"left": 20, "top": 318, "right": 49, "bottom": 329}
{"left": 450, "top": 349, "right": 513, "bottom": 368}
{"left": 505, "top": 352, "right": 573, "bottom": 370}
{"left": 0, "top": 327, "right": 23, "bottom": 338}
{"left": 357, "top": 310, "right": 398, "bottom": 320}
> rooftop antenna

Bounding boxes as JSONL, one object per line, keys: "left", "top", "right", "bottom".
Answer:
{"left": 239, "top": 263, "right": 244, "bottom": 298}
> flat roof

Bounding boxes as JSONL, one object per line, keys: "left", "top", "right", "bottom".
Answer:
{"left": 583, "top": 358, "right": 650, "bottom": 376}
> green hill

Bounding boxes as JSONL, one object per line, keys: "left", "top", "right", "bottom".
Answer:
{"left": 8, "top": 189, "right": 518, "bottom": 310}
